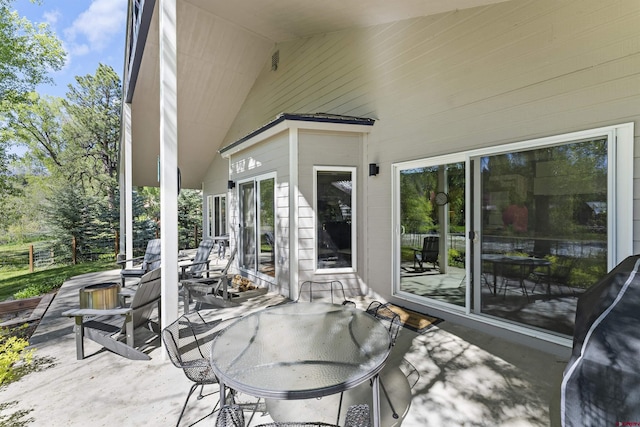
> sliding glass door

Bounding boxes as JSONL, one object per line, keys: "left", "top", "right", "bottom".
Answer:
{"left": 239, "top": 181, "right": 256, "bottom": 271}
{"left": 396, "top": 156, "right": 466, "bottom": 308}
{"left": 239, "top": 174, "right": 275, "bottom": 278}
{"left": 475, "top": 138, "right": 608, "bottom": 335}
{"left": 394, "top": 124, "right": 632, "bottom": 338}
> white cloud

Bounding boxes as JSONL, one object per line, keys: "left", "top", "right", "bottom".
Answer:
{"left": 43, "top": 10, "right": 61, "bottom": 26}
{"left": 64, "top": 0, "right": 127, "bottom": 56}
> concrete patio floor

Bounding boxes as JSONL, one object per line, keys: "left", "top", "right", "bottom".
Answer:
{"left": 0, "top": 267, "right": 570, "bottom": 426}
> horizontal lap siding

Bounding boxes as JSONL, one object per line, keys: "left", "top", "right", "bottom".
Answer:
{"left": 222, "top": 0, "right": 640, "bottom": 297}
{"left": 297, "top": 132, "right": 363, "bottom": 290}
{"left": 229, "top": 133, "right": 291, "bottom": 292}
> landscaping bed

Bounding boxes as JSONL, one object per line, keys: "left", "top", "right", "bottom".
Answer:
{"left": 0, "top": 293, "right": 55, "bottom": 340}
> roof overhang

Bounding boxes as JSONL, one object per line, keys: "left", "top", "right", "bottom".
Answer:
{"left": 219, "top": 113, "right": 375, "bottom": 159}
{"left": 123, "top": 0, "right": 511, "bottom": 188}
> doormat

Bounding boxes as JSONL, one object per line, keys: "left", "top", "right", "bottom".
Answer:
{"left": 380, "top": 303, "right": 442, "bottom": 333}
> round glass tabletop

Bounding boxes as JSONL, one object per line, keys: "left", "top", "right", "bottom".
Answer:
{"left": 210, "top": 302, "right": 392, "bottom": 400}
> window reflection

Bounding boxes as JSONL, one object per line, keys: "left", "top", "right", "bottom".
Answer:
{"left": 480, "top": 138, "right": 608, "bottom": 335}
{"left": 317, "top": 170, "right": 354, "bottom": 269}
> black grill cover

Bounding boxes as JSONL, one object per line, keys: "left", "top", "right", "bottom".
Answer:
{"left": 561, "top": 255, "right": 640, "bottom": 426}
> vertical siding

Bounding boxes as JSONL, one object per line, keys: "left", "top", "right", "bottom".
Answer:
{"left": 220, "top": 0, "right": 640, "bottom": 298}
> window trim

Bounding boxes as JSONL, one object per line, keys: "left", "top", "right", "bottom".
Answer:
{"left": 206, "top": 195, "right": 213, "bottom": 238}
{"left": 314, "top": 165, "right": 357, "bottom": 274}
{"left": 206, "top": 193, "right": 227, "bottom": 238}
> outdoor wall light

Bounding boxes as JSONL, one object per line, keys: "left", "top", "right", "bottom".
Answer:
{"left": 369, "top": 163, "right": 380, "bottom": 176}
{"left": 227, "top": 180, "right": 236, "bottom": 190}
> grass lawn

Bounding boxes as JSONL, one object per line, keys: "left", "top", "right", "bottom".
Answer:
{"left": 0, "top": 259, "right": 116, "bottom": 301}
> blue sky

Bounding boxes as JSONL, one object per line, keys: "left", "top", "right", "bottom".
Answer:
{"left": 13, "top": 0, "right": 127, "bottom": 98}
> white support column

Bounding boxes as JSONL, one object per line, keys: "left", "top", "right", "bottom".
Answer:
{"left": 159, "top": 0, "right": 179, "bottom": 341}
{"left": 438, "top": 166, "right": 449, "bottom": 274}
{"left": 289, "top": 128, "right": 299, "bottom": 301}
{"left": 122, "top": 102, "right": 134, "bottom": 265}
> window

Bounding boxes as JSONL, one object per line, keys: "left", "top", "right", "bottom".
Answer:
{"left": 394, "top": 123, "right": 633, "bottom": 339}
{"left": 239, "top": 174, "right": 275, "bottom": 277}
{"left": 315, "top": 167, "right": 356, "bottom": 272}
{"left": 206, "top": 194, "right": 226, "bottom": 238}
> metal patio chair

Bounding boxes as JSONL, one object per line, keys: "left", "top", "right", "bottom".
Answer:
{"left": 162, "top": 312, "right": 232, "bottom": 427}
{"left": 215, "top": 404, "right": 245, "bottom": 427}
{"left": 248, "top": 404, "right": 369, "bottom": 427}
{"left": 344, "top": 404, "right": 370, "bottom": 427}
{"left": 365, "top": 301, "right": 420, "bottom": 420}
{"left": 296, "top": 280, "right": 355, "bottom": 306}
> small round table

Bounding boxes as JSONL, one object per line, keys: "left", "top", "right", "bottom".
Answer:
{"left": 210, "top": 302, "right": 392, "bottom": 427}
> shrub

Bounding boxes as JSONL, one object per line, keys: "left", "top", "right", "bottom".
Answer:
{"left": 13, "top": 278, "right": 62, "bottom": 299}
{"left": 0, "top": 327, "right": 33, "bottom": 386}
{"left": 448, "top": 248, "right": 465, "bottom": 268}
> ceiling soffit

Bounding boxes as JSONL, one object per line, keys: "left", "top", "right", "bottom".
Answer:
{"left": 129, "top": 0, "right": 511, "bottom": 188}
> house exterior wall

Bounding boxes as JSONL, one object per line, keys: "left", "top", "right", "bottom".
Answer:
{"left": 201, "top": 154, "right": 230, "bottom": 238}
{"left": 226, "top": 132, "right": 291, "bottom": 293}
{"left": 217, "top": 0, "right": 640, "bottom": 313}
{"left": 297, "top": 130, "right": 364, "bottom": 294}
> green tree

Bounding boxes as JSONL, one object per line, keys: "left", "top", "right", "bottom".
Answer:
{"left": 400, "top": 169, "right": 434, "bottom": 234}
{"left": 0, "top": 65, "right": 123, "bottom": 244}
{"left": 178, "top": 189, "right": 203, "bottom": 249}
{"left": 42, "top": 183, "right": 96, "bottom": 262}
{"left": 0, "top": 93, "right": 65, "bottom": 174}
{"left": 63, "top": 63, "right": 121, "bottom": 206}
{"left": 0, "top": 0, "right": 65, "bottom": 221}
{"left": 0, "top": 0, "right": 65, "bottom": 106}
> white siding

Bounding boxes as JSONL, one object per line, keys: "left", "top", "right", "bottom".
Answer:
{"left": 228, "top": 132, "right": 290, "bottom": 293}
{"left": 219, "top": 0, "right": 640, "bottom": 301}
{"left": 297, "top": 131, "right": 363, "bottom": 293}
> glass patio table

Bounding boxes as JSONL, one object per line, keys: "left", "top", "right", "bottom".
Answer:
{"left": 209, "top": 302, "right": 392, "bottom": 427}
{"left": 482, "top": 254, "right": 551, "bottom": 295}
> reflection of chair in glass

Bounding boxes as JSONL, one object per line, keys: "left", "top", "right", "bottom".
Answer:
{"left": 531, "top": 256, "right": 576, "bottom": 296}
{"left": 118, "top": 238, "right": 161, "bottom": 286}
{"left": 318, "top": 221, "right": 352, "bottom": 268}
{"left": 163, "top": 312, "right": 231, "bottom": 427}
{"left": 179, "top": 238, "right": 214, "bottom": 280}
{"left": 365, "top": 301, "right": 418, "bottom": 420}
{"left": 412, "top": 236, "right": 439, "bottom": 271}
{"left": 296, "top": 280, "right": 354, "bottom": 306}
{"left": 498, "top": 261, "right": 530, "bottom": 300}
